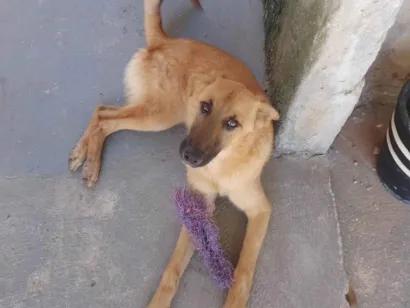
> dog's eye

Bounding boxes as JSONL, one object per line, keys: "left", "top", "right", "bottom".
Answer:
{"left": 224, "top": 118, "right": 239, "bottom": 131}
{"left": 200, "top": 101, "right": 212, "bottom": 115}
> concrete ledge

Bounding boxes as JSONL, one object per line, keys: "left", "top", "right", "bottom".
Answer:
{"left": 264, "top": 0, "right": 403, "bottom": 155}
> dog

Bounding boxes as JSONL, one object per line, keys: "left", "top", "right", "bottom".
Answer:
{"left": 68, "top": 0, "right": 280, "bottom": 306}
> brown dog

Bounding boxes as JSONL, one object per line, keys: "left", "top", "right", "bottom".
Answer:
{"left": 69, "top": 0, "right": 279, "bottom": 306}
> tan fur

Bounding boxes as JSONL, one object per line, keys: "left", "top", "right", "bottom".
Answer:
{"left": 69, "top": 0, "right": 279, "bottom": 307}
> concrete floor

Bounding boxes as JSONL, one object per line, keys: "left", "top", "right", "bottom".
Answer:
{"left": 1, "top": 0, "right": 409, "bottom": 307}
{"left": 330, "top": 104, "right": 410, "bottom": 308}
{"left": 331, "top": 1, "right": 410, "bottom": 307}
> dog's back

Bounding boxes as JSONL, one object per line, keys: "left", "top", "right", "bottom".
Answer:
{"left": 129, "top": 0, "right": 264, "bottom": 97}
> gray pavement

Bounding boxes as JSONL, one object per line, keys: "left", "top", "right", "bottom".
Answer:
{"left": 0, "top": 158, "right": 348, "bottom": 308}
{"left": 330, "top": 104, "right": 410, "bottom": 308}
{"left": 0, "top": 0, "right": 348, "bottom": 307}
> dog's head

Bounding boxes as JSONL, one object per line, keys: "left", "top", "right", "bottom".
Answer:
{"left": 179, "top": 78, "right": 279, "bottom": 168}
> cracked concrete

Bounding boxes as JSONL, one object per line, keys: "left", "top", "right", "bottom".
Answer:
{"left": 329, "top": 105, "right": 410, "bottom": 308}
{"left": 327, "top": 3, "right": 410, "bottom": 301}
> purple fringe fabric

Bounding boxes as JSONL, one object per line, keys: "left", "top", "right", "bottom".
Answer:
{"left": 174, "top": 188, "right": 233, "bottom": 289}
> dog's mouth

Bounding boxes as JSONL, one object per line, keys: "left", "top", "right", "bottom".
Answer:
{"left": 179, "top": 139, "right": 218, "bottom": 168}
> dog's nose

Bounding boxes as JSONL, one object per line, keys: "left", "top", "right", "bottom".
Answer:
{"left": 180, "top": 143, "right": 204, "bottom": 167}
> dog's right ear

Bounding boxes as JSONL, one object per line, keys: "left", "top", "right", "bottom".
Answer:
{"left": 254, "top": 100, "right": 280, "bottom": 129}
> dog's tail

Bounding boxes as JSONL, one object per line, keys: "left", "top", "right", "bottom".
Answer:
{"left": 144, "top": 0, "right": 202, "bottom": 46}
{"left": 144, "top": 0, "right": 166, "bottom": 46}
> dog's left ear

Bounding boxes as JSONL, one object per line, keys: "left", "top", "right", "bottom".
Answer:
{"left": 254, "top": 100, "right": 280, "bottom": 128}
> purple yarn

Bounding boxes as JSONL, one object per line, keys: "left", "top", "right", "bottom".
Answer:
{"left": 174, "top": 188, "right": 233, "bottom": 289}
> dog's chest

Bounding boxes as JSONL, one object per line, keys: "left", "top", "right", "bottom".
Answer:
{"left": 197, "top": 164, "right": 242, "bottom": 196}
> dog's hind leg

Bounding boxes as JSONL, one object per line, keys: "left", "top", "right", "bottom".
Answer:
{"left": 69, "top": 101, "right": 182, "bottom": 187}
{"left": 68, "top": 105, "right": 119, "bottom": 172}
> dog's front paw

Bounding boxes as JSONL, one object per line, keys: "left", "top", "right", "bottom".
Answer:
{"left": 223, "top": 296, "right": 246, "bottom": 308}
{"left": 223, "top": 284, "right": 248, "bottom": 308}
{"left": 68, "top": 141, "right": 87, "bottom": 171}
{"left": 146, "top": 297, "right": 170, "bottom": 308}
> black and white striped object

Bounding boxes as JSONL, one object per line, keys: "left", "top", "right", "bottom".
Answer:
{"left": 377, "top": 80, "right": 410, "bottom": 204}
